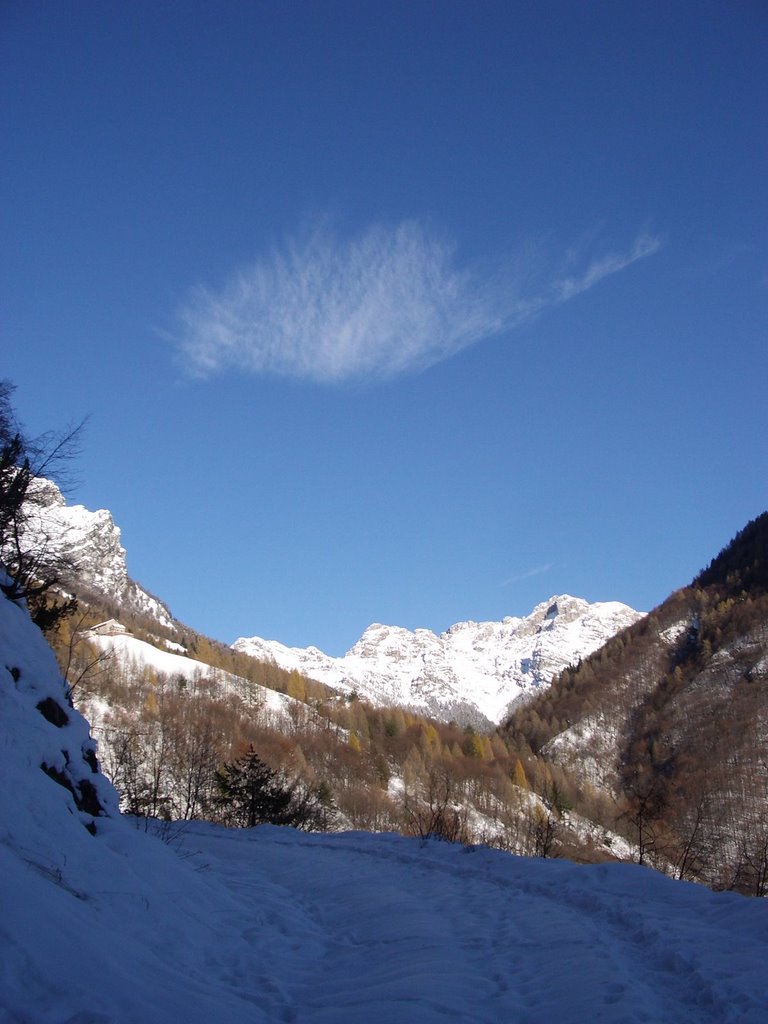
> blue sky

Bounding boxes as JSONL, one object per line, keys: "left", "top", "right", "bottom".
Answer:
{"left": 2, "top": 1, "right": 766, "bottom": 654}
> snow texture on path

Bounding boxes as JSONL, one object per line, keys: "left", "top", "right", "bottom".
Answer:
{"left": 166, "top": 823, "right": 768, "bottom": 1024}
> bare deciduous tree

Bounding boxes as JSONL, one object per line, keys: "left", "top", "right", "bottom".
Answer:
{"left": 0, "top": 379, "right": 85, "bottom": 628}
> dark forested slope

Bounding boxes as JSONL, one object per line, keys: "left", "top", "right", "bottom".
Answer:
{"left": 503, "top": 513, "right": 768, "bottom": 893}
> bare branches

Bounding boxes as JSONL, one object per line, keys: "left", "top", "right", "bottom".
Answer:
{"left": 0, "top": 378, "right": 85, "bottom": 627}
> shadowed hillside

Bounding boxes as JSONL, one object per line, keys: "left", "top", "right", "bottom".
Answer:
{"left": 503, "top": 513, "right": 768, "bottom": 893}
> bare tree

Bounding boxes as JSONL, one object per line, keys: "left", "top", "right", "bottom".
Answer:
{"left": 402, "top": 765, "right": 471, "bottom": 844}
{"left": 56, "top": 613, "right": 115, "bottom": 699}
{"left": 0, "top": 379, "right": 85, "bottom": 626}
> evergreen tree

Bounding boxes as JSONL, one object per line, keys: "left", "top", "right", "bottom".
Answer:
{"left": 216, "top": 746, "right": 294, "bottom": 828}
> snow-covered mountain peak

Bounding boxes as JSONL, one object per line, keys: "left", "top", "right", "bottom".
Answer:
{"left": 24, "top": 478, "right": 129, "bottom": 595}
{"left": 234, "top": 595, "right": 643, "bottom": 727}
{"left": 348, "top": 622, "right": 437, "bottom": 660}
{"left": 11, "top": 482, "right": 640, "bottom": 728}
{"left": 13, "top": 478, "right": 173, "bottom": 628}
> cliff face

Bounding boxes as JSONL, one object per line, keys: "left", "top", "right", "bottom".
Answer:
{"left": 12, "top": 478, "right": 174, "bottom": 628}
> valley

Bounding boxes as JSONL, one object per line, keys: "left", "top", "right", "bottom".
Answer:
{"left": 7, "top": 472, "right": 767, "bottom": 892}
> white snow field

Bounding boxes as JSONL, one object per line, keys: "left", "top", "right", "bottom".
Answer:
{"left": 1, "top": 576, "right": 767, "bottom": 1024}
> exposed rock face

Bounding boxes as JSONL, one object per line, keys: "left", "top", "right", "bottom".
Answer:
{"left": 0, "top": 567, "right": 120, "bottom": 831}
{"left": 12, "top": 478, "right": 173, "bottom": 628}
{"left": 234, "top": 595, "right": 643, "bottom": 726}
{"left": 25, "top": 479, "right": 129, "bottom": 592}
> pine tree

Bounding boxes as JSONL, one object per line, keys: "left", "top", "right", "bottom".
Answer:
{"left": 216, "top": 746, "right": 293, "bottom": 828}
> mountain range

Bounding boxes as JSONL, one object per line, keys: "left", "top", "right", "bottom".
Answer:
{"left": 4, "top": 470, "right": 768, "bottom": 894}
{"left": 12, "top": 478, "right": 642, "bottom": 726}
{"left": 234, "top": 596, "right": 642, "bottom": 727}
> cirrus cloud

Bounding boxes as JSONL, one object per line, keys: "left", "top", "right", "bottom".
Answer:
{"left": 174, "top": 221, "right": 662, "bottom": 384}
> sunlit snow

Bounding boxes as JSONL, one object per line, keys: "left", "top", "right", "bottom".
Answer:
{"left": 234, "top": 596, "right": 643, "bottom": 726}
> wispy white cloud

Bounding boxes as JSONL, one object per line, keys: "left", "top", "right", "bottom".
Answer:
{"left": 174, "top": 221, "right": 663, "bottom": 384}
{"left": 551, "top": 232, "right": 663, "bottom": 304}
{"left": 500, "top": 563, "right": 555, "bottom": 587}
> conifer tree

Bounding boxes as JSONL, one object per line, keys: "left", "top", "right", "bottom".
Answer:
{"left": 287, "top": 670, "right": 306, "bottom": 701}
{"left": 216, "top": 746, "right": 293, "bottom": 828}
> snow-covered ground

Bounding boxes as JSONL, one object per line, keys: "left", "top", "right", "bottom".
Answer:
{"left": 4, "top": 818, "right": 768, "bottom": 1024}
{"left": 83, "top": 626, "right": 299, "bottom": 719}
{"left": 2, "top": 577, "right": 767, "bottom": 1024}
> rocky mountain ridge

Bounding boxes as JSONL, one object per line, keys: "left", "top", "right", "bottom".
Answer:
{"left": 3, "top": 566, "right": 766, "bottom": 1021}
{"left": 234, "top": 595, "right": 643, "bottom": 726}
{"left": 14, "top": 478, "right": 173, "bottom": 628}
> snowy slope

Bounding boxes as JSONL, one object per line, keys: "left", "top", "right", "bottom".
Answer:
{"left": 83, "top": 625, "right": 299, "bottom": 724}
{"left": 235, "top": 596, "right": 642, "bottom": 725}
{"left": 2, "top": 580, "right": 767, "bottom": 1024}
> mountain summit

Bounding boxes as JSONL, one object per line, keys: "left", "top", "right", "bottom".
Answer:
{"left": 10, "top": 478, "right": 173, "bottom": 628}
{"left": 234, "top": 595, "right": 642, "bottom": 727}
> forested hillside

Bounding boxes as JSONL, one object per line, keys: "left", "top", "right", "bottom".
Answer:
{"left": 503, "top": 514, "right": 768, "bottom": 893}
{"left": 4, "top": 555, "right": 766, "bottom": 1024}
{"left": 50, "top": 591, "right": 613, "bottom": 860}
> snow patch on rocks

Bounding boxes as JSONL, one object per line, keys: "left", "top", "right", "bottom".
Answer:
{"left": 15, "top": 478, "right": 173, "bottom": 628}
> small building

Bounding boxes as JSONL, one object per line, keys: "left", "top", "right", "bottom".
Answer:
{"left": 86, "top": 619, "right": 130, "bottom": 637}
